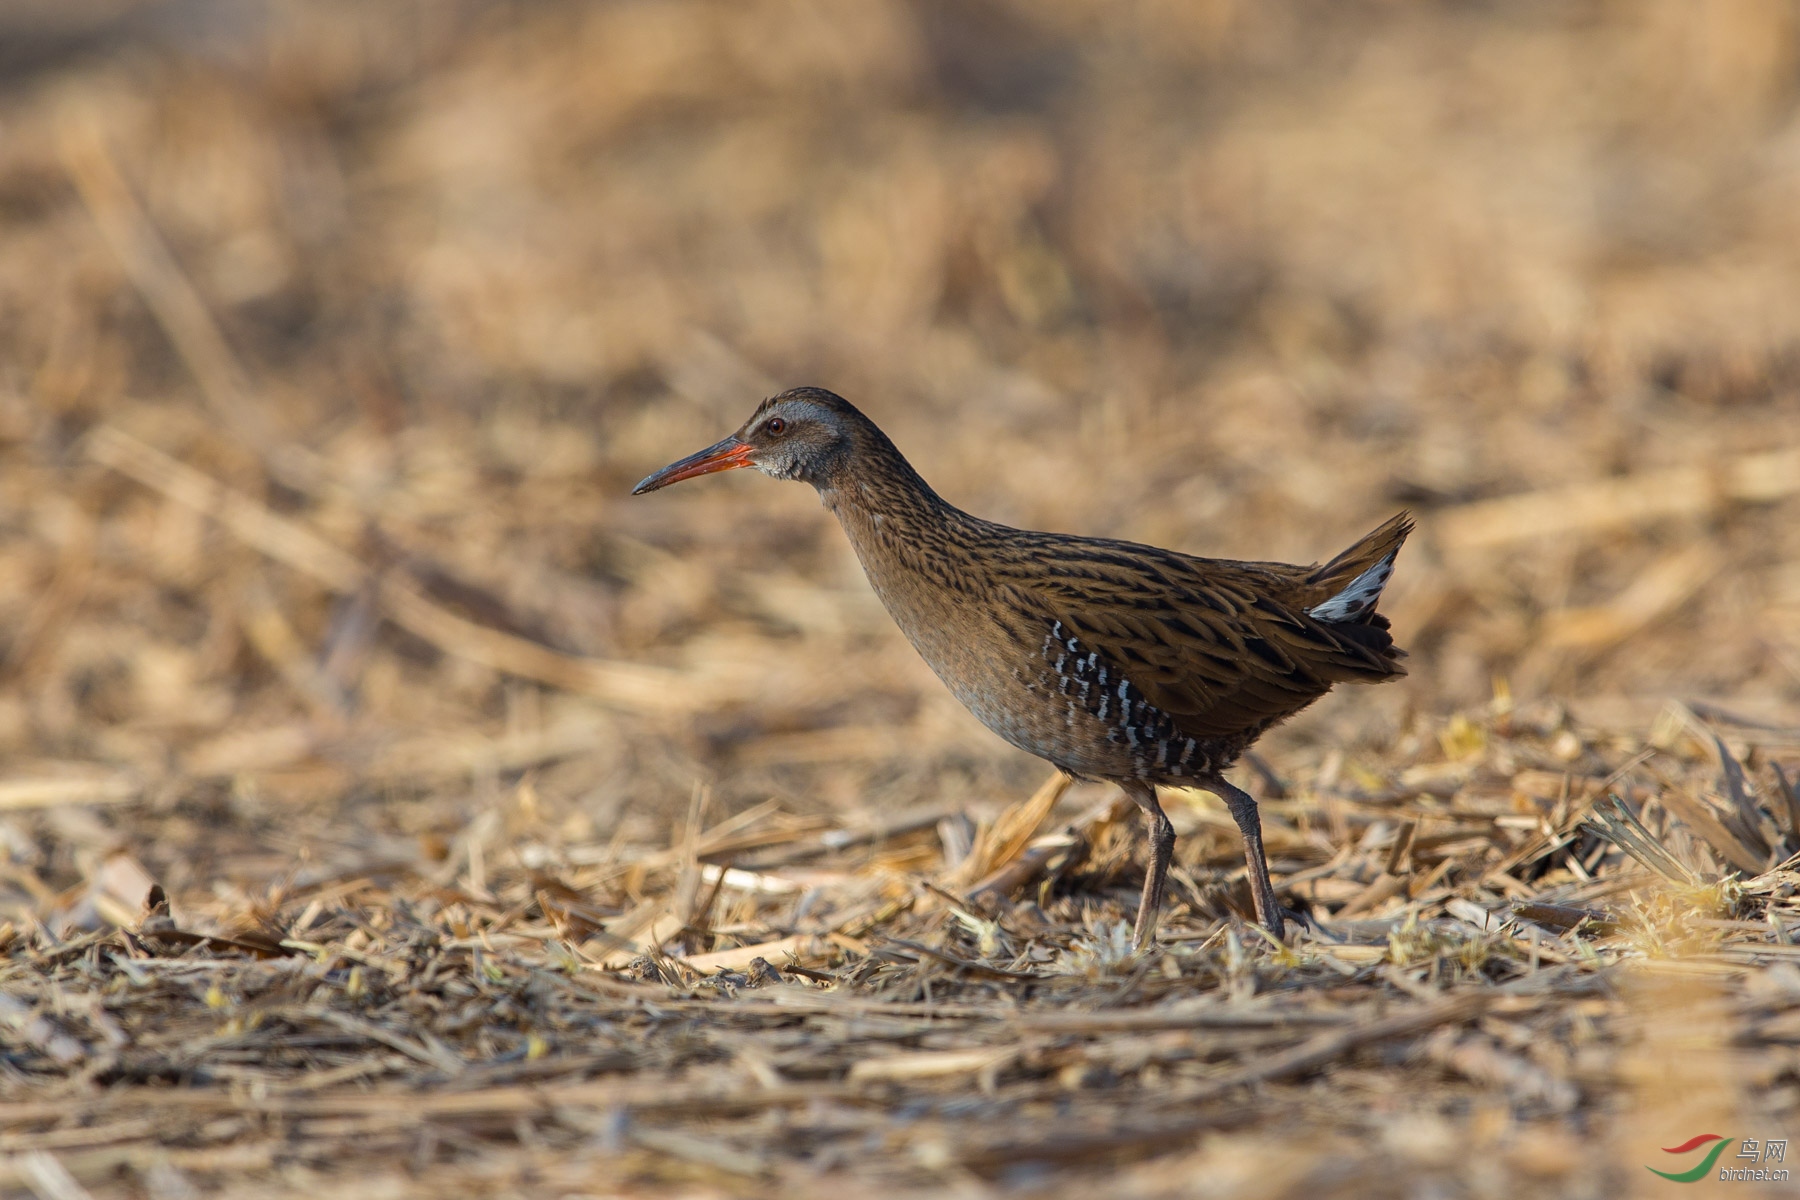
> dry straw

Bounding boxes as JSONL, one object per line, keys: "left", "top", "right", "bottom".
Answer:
{"left": 4, "top": 2, "right": 1800, "bottom": 1197}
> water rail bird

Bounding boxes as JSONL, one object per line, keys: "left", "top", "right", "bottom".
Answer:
{"left": 634, "top": 388, "right": 1411, "bottom": 948}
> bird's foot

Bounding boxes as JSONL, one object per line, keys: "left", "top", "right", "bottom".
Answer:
{"left": 1278, "top": 904, "right": 1313, "bottom": 934}
{"left": 1243, "top": 901, "right": 1308, "bottom": 947}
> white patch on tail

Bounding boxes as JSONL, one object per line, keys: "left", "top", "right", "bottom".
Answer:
{"left": 1307, "top": 556, "right": 1394, "bottom": 623}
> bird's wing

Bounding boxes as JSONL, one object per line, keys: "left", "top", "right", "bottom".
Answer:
{"left": 993, "top": 535, "right": 1402, "bottom": 741}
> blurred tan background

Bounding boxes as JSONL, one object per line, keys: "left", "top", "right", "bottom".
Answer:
{"left": 4, "top": 0, "right": 1800, "bottom": 886}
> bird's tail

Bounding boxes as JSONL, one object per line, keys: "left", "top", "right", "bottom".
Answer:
{"left": 1304, "top": 512, "right": 1413, "bottom": 625}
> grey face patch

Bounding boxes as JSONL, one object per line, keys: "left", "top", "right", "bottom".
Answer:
{"left": 753, "top": 454, "right": 806, "bottom": 481}
{"left": 737, "top": 398, "right": 851, "bottom": 485}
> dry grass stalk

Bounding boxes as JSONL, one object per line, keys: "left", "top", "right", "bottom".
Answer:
{"left": 0, "top": 776, "right": 137, "bottom": 812}
{"left": 949, "top": 769, "right": 1070, "bottom": 889}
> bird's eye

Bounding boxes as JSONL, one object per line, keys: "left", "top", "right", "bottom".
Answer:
{"left": 764, "top": 417, "right": 787, "bottom": 436}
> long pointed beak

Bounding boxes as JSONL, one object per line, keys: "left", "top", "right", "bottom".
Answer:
{"left": 631, "top": 436, "right": 755, "bottom": 495}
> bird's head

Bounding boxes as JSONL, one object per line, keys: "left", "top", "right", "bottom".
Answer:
{"left": 632, "top": 387, "right": 865, "bottom": 494}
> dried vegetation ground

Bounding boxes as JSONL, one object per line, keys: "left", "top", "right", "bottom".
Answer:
{"left": 4, "top": 2, "right": 1800, "bottom": 1197}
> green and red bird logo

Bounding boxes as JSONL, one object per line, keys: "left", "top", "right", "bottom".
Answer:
{"left": 1648, "top": 1134, "right": 1733, "bottom": 1183}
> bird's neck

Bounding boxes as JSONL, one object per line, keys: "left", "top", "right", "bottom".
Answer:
{"left": 814, "top": 444, "right": 979, "bottom": 578}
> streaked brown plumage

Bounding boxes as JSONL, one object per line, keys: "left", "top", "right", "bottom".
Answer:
{"left": 635, "top": 387, "right": 1411, "bottom": 947}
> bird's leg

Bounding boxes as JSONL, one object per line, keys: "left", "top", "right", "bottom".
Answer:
{"left": 1122, "top": 780, "right": 1176, "bottom": 951}
{"left": 1202, "top": 775, "right": 1285, "bottom": 941}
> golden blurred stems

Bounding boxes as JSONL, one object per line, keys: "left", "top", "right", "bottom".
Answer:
{"left": 85, "top": 426, "right": 704, "bottom": 714}
{"left": 64, "top": 111, "right": 734, "bottom": 714}
{"left": 1437, "top": 449, "right": 1800, "bottom": 549}
{"left": 61, "top": 109, "right": 282, "bottom": 455}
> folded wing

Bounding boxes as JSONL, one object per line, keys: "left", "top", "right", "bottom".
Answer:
{"left": 991, "top": 515, "right": 1410, "bottom": 741}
